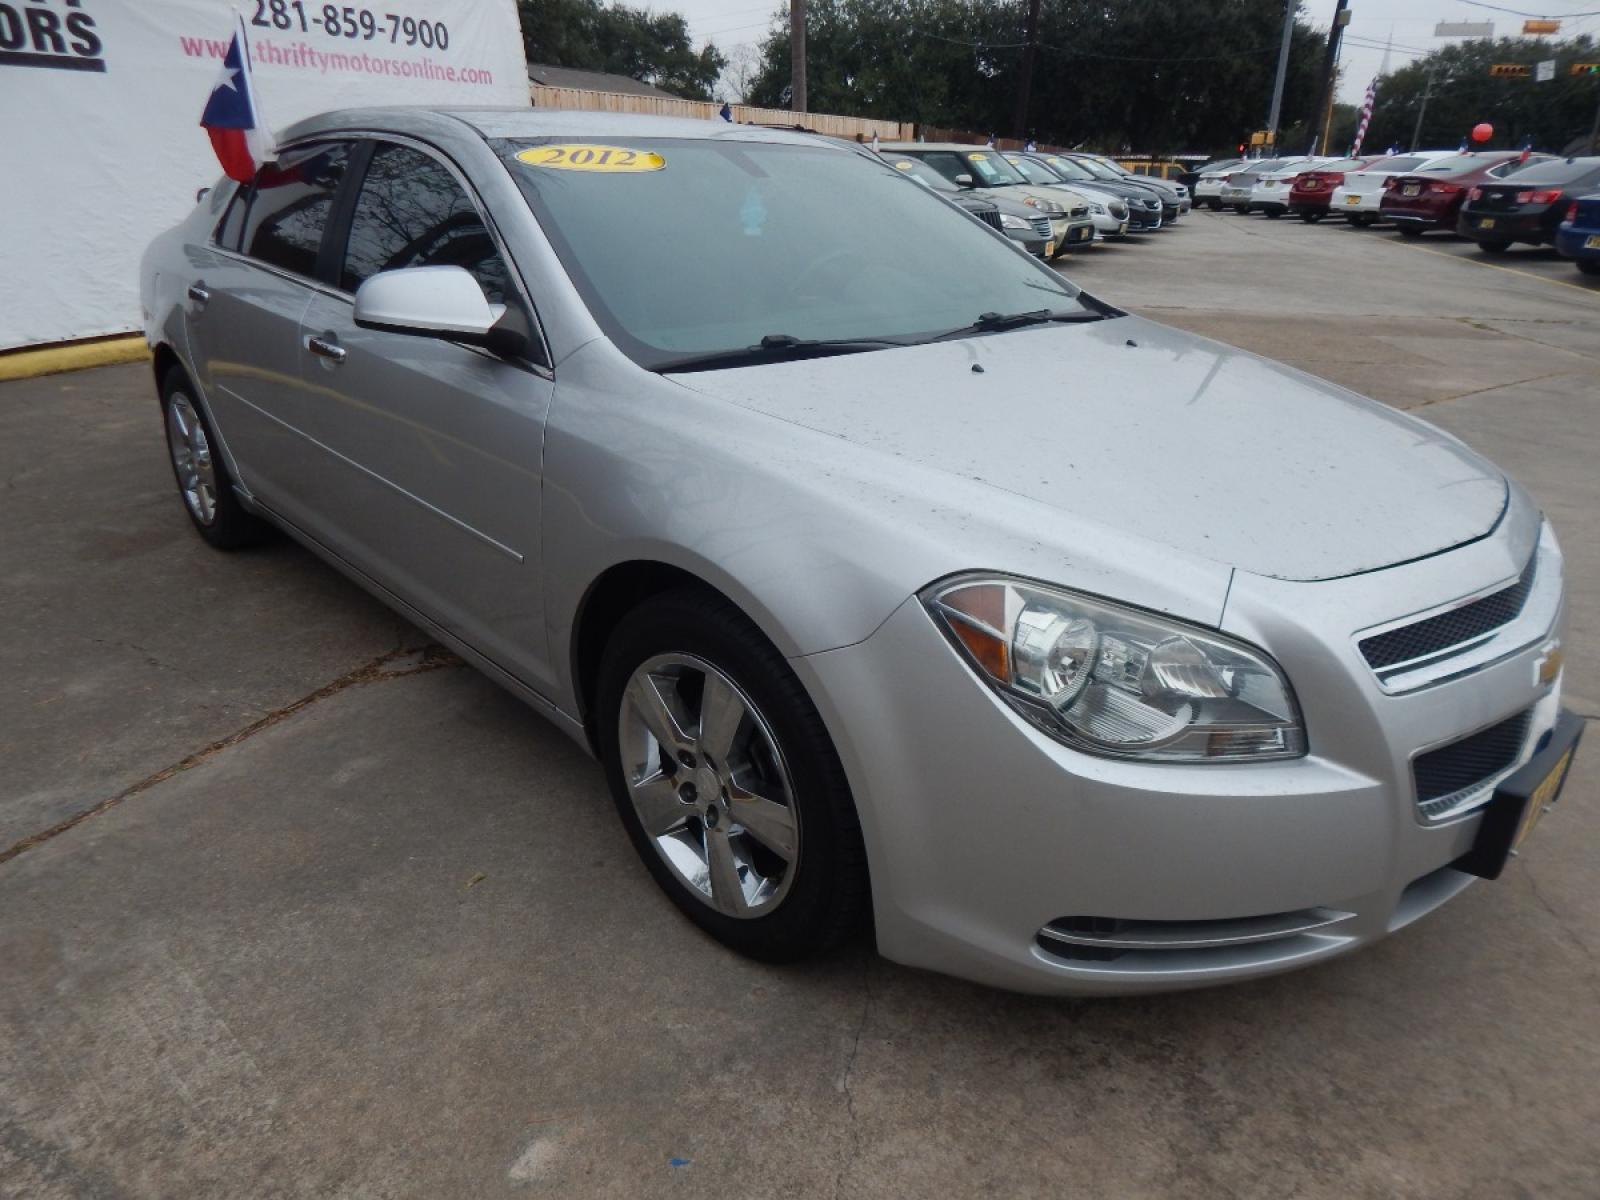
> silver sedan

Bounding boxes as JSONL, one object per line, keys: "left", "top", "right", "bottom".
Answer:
{"left": 140, "top": 109, "right": 1581, "bottom": 995}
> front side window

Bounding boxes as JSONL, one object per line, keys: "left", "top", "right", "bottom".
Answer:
{"left": 240, "top": 142, "right": 352, "bottom": 277}
{"left": 339, "top": 142, "right": 508, "bottom": 303}
{"left": 1006, "top": 156, "right": 1061, "bottom": 186}
{"left": 962, "top": 151, "right": 1026, "bottom": 186}
{"left": 498, "top": 137, "right": 1099, "bottom": 369}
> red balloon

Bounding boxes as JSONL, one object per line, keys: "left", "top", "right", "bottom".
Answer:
{"left": 1471, "top": 122, "right": 1494, "bottom": 143}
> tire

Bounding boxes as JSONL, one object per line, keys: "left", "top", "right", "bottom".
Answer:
{"left": 159, "top": 367, "right": 272, "bottom": 550}
{"left": 1207, "top": 199, "right": 1223, "bottom": 211}
{"left": 596, "top": 587, "right": 869, "bottom": 962}
{"left": 1578, "top": 259, "right": 1600, "bottom": 276}
{"left": 1266, "top": 208, "right": 1283, "bottom": 219}
{"left": 1348, "top": 213, "right": 1373, "bottom": 227}
{"left": 1398, "top": 225, "right": 1423, "bottom": 238}
{"left": 1478, "top": 240, "right": 1512, "bottom": 254}
{"left": 1300, "top": 210, "right": 1324, "bottom": 223}
{"left": 1234, "top": 203, "right": 1249, "bottom": 214}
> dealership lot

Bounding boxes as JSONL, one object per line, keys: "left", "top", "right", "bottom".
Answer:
{"left": 2, "top": 212, "right": 1597, "bottom": 1198}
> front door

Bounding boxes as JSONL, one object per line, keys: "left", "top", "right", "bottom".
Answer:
{"left": 292, "top": 140, "right": 555, "bottom": 688}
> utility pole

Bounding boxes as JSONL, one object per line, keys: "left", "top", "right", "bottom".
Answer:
{"left": 1265, "top": 0, "right": 1295, "bottom": 149}
{"left": 790, "top": 0, "right": 806, "bottom": 113}
{"left": 1308, "top": 0, "right": 1350, "bottom": 154}
{"left": 1410, "top": 65, "right": 1436, "bottom": 151}
{"left": 1012, "top": 0, "right": 1043, "bottom": 141}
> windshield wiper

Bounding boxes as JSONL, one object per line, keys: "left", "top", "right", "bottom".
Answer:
{"left": 925, "top": 306, "right": 1113, "bottom": 342}
{"left": 654, "top": 333, "right": 907, "bottom": 374}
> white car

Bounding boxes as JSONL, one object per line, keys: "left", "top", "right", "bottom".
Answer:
{"left": 1193, "top": 159, "right": 1246, "bottom": 210}
{"left": 1331, "top": 151, "right": 1459, "bottom": 226}
{"left": 1003, "top": 153, "right": 1131, "bottom": 238}
{"left": 1219, "top": 157, "right": 1310, "bottom": 211}
{"left": 1250, "top": 157, "right": 1339, "bottom": 217}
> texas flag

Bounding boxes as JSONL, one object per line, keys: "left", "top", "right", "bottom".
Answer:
{"left": 199, "top": 15, "right": 275, "bottom": 182}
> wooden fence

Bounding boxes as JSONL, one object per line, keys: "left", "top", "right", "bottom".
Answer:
{"left": 529, "top": 84, "right": 915, "bottom": 141}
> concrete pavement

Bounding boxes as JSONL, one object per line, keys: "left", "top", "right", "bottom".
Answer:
{"left": 2, "top": 211, "right": 1597, "bottom": 1198}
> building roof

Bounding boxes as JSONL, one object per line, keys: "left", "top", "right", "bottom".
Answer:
{"left": 526, "top": 63, "right": 678, "bottom": 99}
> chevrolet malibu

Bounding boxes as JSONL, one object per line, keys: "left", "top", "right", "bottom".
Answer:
{"left": 141, "top": 109, "right": 1582, "bottom": 995}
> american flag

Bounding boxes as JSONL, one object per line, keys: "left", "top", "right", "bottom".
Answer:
{"left": 1350, "top": 75, "right": 1379, "bottom": 157}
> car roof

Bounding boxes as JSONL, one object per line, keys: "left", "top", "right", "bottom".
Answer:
{"left": 879, "top": 142, "right": 993, "bottom": 153}
{"left": 279, "top": 106, "right": 849, "bottom": 149}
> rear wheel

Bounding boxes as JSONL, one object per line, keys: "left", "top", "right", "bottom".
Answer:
{"left": 596, "top": 588, "right": 869, "bottom": 962}
{"left": 1266, "top": 208, "right": 1283, "bottom": 220}
{"left": 1300, "top": 210, "right": 1324, "bottom": 223}
{"left": 1398, "top": 225, "right": 1423, "bottom": 238}
{"left": 1348, "top": 213, "right": 1374, "bottom": 227}
{"left": 159, "top": 367, "right": 271, "bottom": 550}
{"left": 1234, "top": 203, "right": 1249, "bottom": 215}
{"left": 1478, "top": 240, "right": 1512, "bottom": 254}
{"left": 1576, "top": 259, "right": 1600, "bottom": 276}
{"left": 1207, "top": 199, "right": 1223, "bottom": 211}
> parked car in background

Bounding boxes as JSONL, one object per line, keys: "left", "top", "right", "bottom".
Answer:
{"left": 881, "top": 143, "right": 1092, "bottom": 256}
{"left": 1288, "top": 157, "right": 1378, "bottom": 221}
{"left": 1193, "top": 159, "right": 1247, "bottom": 210}
{"left": 1004, "top": 152, "right": 1131, "bottom": 239}
{"left": 882, "top": 152, "right": 1052, "bottom": 257}
{"left": 1219, "top": 158, "right": 1309, "bottom": 212}
{"left": 1034, "top": 153, "right": 1166, "bottom": 230}
{"left": 1330, "top": 151, "right": 1457, "bottom": 225}
{"left": 1076, "top": 153, "right": 1191, "bottom": 215}
{"left": 1381, "top": 152, "right": 1552, "bottom": 236}
{"left": 1061, "top": 153, "right": 1180, "bottom": 223}
{"left": 1554, "top": 192, "right": 1600, "bottom": 275}
{"left": 1250, "top": 157, "right": 1334, "bottom": 217}
{"left": 1457, "top": 157, "right": 1600, "bottom": 254}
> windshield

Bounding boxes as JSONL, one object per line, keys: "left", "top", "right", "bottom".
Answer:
{"left": 884, "top": 154, "right": 957, "bottom": 192}
{"left": 1042, "top": 155, "right": 1099, "bottom": 182}
{"left": 961, "top": 150, "right": 1029, "bottom": 186}
{"left": 1070, "top": 156, "right": 1124, "bottom": 181}
{"left": 1006, "top": 155, "right": 1064, "bottom": 186}
{"left": 1364, "top": 155, "right": 1428, "bottom": 172}
{"left": 498, "top": 137, "right": 1098, "bottom": 369}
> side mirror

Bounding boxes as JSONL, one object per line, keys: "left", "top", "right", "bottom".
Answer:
{"left": 353, "top": 266, "right": 528, "bottom": 357}
{"left": 953, "top": 173, "right": 976, "bottom": 188}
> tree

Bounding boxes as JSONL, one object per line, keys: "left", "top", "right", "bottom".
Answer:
{"left": 1362, "top": 35, "right": 1600, "bottom": 153}
{"left": 518, "top": 0, "right": 727, "bottom": 101}
{"left": 744, "top": 0, "right": 1332, "bottom": 152}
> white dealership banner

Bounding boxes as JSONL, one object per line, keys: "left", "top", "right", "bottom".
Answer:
{"left": 0, "top": 0, "right": 528, "bottom": 349}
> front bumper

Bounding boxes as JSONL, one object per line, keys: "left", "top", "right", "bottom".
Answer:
{"left": 1056, "top": 217, "right": 1097, "bottom": 251}
{"left": 792, "top": 509, "right": 1568, "bottom": 996}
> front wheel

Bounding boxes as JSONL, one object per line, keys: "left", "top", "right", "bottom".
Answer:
{"left": 1348, "top": 213, "right": 1374, "bottom": 227}
{"left": 1234, "top": 203, "right": 1249, "bottom": 214}
{"left": 1478, "top": 240, "right": 1512, "bottom": 254}
{"left": 596, "top": 588, "right": 869, "bottom": 962}
{"left": 1300, "top": 210, "right": 1324, "bottom": 223}
{"left": 1398, "top": 225, "right": 1423, "bottom": 238}
{"left": 1578, "top": 259, "right": 1600, "bottom": 276}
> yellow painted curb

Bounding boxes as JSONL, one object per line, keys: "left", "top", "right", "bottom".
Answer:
{"left": 0, "top": 336, "right": 151, "bottom": 382}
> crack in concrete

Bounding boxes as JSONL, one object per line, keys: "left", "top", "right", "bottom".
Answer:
{"left": 832, "top": 959, "right": 874, "bottom": 1200}
{"left": 0, "top": 644, "right": 460, "bottom": 868}
{"left": 1409, "top": 369, "right": 1575, "bottom": 409}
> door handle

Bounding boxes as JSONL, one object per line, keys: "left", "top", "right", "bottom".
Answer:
{"left": 306, "top": 334, "right": 346, "bottom": 364}
{"left": 187, "top": 283, "right": 210, "bottom": 305}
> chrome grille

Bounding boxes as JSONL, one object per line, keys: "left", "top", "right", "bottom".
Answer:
{"left": 1413, "top": 708, "right": 1531, "bottom": 820}
{"left": 1028, "top": 214, "right": 1052, "bottom": 240}
{"left": 1360, "top": 553, "right": 1537, "bottom": 672}
{"left": 976, "top": 208, "right": 1004, "bottom": 232}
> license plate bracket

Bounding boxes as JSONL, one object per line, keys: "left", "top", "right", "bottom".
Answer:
{"left": 1479, "top": 217, "right": 1496, "bottom": 229}
{"left": 1453, "top": 710, "right": 1584, "bottom": 880}
{"left": 1585, "top": 234, "right": 1600, "bottom": 249}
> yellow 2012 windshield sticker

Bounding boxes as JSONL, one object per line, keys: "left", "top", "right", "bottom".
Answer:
{"left": 515, "top": 145, "right": 665, "bottom": 172}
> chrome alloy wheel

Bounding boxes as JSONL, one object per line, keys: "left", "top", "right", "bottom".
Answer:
{"left": 619, "top": 653, "right": 801, "bottom": 918}
{"left": 165, "top": 393, "right": 217, "bottom": 525}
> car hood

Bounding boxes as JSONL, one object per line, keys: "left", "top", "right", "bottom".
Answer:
{"left": 670, "top": 315, "right": 1507, "bottom": 582}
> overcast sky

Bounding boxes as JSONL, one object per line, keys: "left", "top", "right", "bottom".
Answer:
{"left": 659, "top": 0, "right": 1600, "bottom": 108}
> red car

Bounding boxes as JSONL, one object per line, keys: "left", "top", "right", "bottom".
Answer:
{"left": 1288, "top": 156, "right": 1379, "bottom": 222}
{"left": 1379, "top": 151, "right": 1553, "bottom": 236}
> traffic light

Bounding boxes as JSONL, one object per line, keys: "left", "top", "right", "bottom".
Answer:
{"left": 1572, "top": 63, "right": 1600, "bottom": 76}
{"left": 1489, "top": 64, "right": 1531, "bottom": 77}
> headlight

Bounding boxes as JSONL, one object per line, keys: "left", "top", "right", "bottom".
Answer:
{"left": 1088, "top": 201, "right": 1107, "bottom": 214}
{"left": 922, "top": 576, "right": 1306, "bottom": 762}
{"left": 999, "top": 212, "right": 1031, "bottom": 231}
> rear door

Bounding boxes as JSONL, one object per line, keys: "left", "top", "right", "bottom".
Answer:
{"left": 184, "top": 142, "right": 356, "bottom": 504}
{"left": 292, "top": 138, "right": 556, "bottom": 685}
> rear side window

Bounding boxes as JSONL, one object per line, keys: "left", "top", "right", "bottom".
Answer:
{"left": 240, "top": 142, "right": 353, "bottom": 278}
{"left": 338, "top": 142, "right": 508, "bottom": 303}
{"left": 1497, "top": 158, "right": 1600, "bottom": 185}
